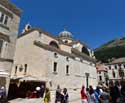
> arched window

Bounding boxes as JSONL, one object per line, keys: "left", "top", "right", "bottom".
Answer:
{"left": 112, "top": 70, "right": 116, "bottom": 78}
{"left": 82, "top": 47, "right": 90, "bottom": 56}
{"left": 49, "top": 41, "right": 59, "bottom": 49}
{"left": 119, "top": 68, "right": 124, "bottom": 78}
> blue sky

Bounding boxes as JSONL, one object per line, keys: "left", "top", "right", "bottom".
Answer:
{"left": 10, "top": 0, "right": 125, "bottom": 49}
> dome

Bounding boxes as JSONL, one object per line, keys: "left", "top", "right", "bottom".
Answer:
{"left": 59, "top": 30, "right": 73, "bottom": 39}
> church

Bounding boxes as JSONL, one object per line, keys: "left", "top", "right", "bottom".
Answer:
{"left": 10, "top": 24, "right": 97, "bottom": 99}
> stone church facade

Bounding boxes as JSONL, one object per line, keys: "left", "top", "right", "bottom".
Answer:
{"left": 11, "top": 25, "right": 97, "bottom": 90}
{"left": 0, "top": 0, "right": 21, "bottom": 95}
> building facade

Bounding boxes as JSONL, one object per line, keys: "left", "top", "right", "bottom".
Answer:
{"left": 96, "top": 58, "right": 125, "bottom": 86}
{"left": 106, "top": 58, "right": 125, "bottom": 82}
{"left": 96, "top": 64, "right": 109, "bottom": 85}
{"left": 0, "top": 0, "right": 21, "bottom": 95}
{"left": 11, "top": 25, "right": 97, "bottom": 97}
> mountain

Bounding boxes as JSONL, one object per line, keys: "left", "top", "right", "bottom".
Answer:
{"left": 94, "top": 37, "right": 125, "bottom": 63}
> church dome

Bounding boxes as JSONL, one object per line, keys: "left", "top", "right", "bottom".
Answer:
{"left": 59, "top": 30, "right": 73, "bottom": 39}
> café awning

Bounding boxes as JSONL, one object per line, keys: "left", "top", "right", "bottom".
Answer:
{"left": 19, "top": 75, "right": 48, "bottom": 82}
{"left": 0, "top": 71, "right": 9, "bottom": 77}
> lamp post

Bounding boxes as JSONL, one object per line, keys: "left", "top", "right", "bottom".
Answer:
{"left": 85, "top": 73, "right": 89, "bottom": 88}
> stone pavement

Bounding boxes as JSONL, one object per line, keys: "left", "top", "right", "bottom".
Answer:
{"left": 8, "top": 89, "right": 81, "bottom": 103}
{"left": 9, "top": 98, "right": 81, "bottom": 103}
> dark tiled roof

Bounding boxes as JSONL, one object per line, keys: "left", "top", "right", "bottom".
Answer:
{"left": 0, "top": 0, "right": 22, "bottom": 17}
{"left": 34, "top": 40, "right": 96, "bottom": 63}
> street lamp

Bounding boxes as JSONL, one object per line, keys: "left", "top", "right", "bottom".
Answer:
{"left": 85, "top": 73, "right": 89, "bottom": 88}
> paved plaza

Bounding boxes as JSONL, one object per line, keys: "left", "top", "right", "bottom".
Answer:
{"left": 9, "top": 89, "right": 81, "bottom": 103}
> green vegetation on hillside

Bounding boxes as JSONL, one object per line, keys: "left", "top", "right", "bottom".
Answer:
{"left": 94, "top": 37, "right": 125, "bottom": 63}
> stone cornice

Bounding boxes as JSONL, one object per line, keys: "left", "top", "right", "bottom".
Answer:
{"left": 106, "top": 62, "right": 125, "bottom": 65}
{"left": 34, "top": 40, "right": 75, "bottom": 59}
{"left": 34, "top": 40, "right": 96, "bottom": 63}
{"left": 0, "top": 23, "right": 9, "bottom": 30}
{"left": 0, "top": 6, "right": 13, "bottom": 18}
{"left": 0, "top": 0, "right": 22, "bottom": 17}
{"left": 0, "top": 57, "right": 13, "bottom": 62}
{"left": 0, "top": 32, "right": 10, "bottom": 42}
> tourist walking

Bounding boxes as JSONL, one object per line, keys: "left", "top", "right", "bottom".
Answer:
{"left": 93, "top": 87, "right": 99, "bottom": 103}
{"left": 0, "top": 86, "right": 6, "bottom": 103}
{"left": 62, "top": 88, "right": 69, "bottom": 103}
{"left": 89, "top": 86, "right": 96, "bottom": 103}
{"left": 109, "top": 81, "right": 120, "bottom": 103}
{"left": 55, "top": 85, "right": 63, "bottom": 103}
{"left": 86, "top": 88, "right": 91, "bottom": 103}
{"left": 95, "top": 86, "right": 101, "bottom": 103}
{"left": 99, "top": 87, "right": 110, "bottom": 103}
{"left": 44, "top": 87, "right": 51, "bottom": 103}
{"left": 120, "top": 82, "right": 125, "bottom": 103}
{"left": 40, "top": 85, "right": 45, "bottom": 98}
{"left": 81, "top": 85, "right": 88, "bottom": 103}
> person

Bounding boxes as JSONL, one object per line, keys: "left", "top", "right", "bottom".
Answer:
{"left": 109, "top": 81, "right": 120, "bottom": 103}
{"left": 81, "top": 85, "right": 88, "bottom": 103}
{"left": 40, "top": 85, "right": 45, "bottom": 98}
{"left": 115, "top": 81, "right": 121, "bottom": 91}
{"left": 55, "top": 85, "right": 63, "bottom": 103}
{"left": 0, "top": 86, "right": 6, "bottom": 103}
{"left": 28, "top": 90, "right": 37, "bottom": 98}
{"left": 93, "top": 87, "right": 99, "bottom": 103}
{"left": 99, "top": 87, "right": 110, "bottom": 103}
{"left": 95, "top": 86, "right": 101, "bottom": 103}
{"left": 95, "top": 86, "right": 100, "bottom": 96}
{"left": 44, "top": 87, "right": 51, "bottom": 103}
{"left": 120, "top": 82, "right": 125, "bottom": 103}
{"left": 86, "top": 88, "right": 91, "bottom": 103}
{"left": 89, "top": 86, "right": 96, "bottom": 103}
{"left": 62, "top": 88, "right": 69, "bottom": 103}
{"left": 36, "top": 86, "right": 41, "bottom": 98}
